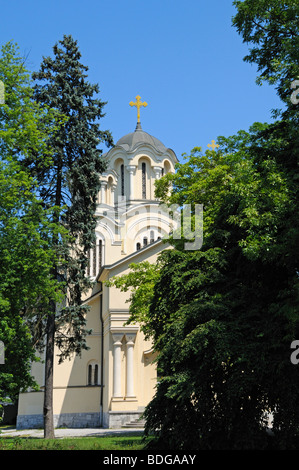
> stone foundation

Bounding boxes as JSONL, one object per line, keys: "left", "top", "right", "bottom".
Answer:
{"left": 16, "top": 412, "right": 101, "bottom": 430}
{"left": 17, "top": 410, "right": 144, "bottom": 429}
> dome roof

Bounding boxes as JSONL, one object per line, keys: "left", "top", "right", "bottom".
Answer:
{"left": 115, "top": 124, "right": 167, "bottom": 153}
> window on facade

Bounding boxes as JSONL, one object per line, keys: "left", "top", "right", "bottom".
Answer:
{"left": 121, "top": 164, "right": 124, "bottom": 197}
{"left": 150, "top": 230, "right": 155, "bottom": 243}
{"left": 164, "top": 160, "right": 171, "bottom": 174}
{"left": 136, "top": 242, "right": 141, "bottom": 251}
{"left": 98, "top": 240, "right": 102, "bottom": 270}
{"left": 92, "top": 244, "right": 97, "bottom": 277}
{"left": 143, "top": 237, "right": 148, "bottom": 246}
{"left": 88, "top": 363, "right": 99, "bottom": 386}
{"left": 142, "top": 162, "right": 146, "bottom": 199}
{"left": 88, "top": 241, "right": 103, "bottom": 278}
{"left": 88, "top": 364, "right": 92, "bottom": 385}
{"left": 94, "top": 364, "right": 98, "bottom": 385}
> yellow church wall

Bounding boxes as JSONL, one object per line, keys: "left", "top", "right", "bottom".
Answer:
{"left": 30, "top": 353, "right": 45, "bottom": 388}
{"left": 96, "top": 241, "right": 164, "bottom": 418}
{"left": 107, "top": 284, "right": 131, "bottom": 311}
{"left": 52, "top": 337, "right": 100, "bottom": 388}
{"left": 104, "top": 239, "right": 123, "bottom": 265}
{"left": 135, "top": 332, "right": 157, "bottom": 407}
{"left": 18, "top": 391, "right": 44, "bottom": 415}
{"left": 52, "top": 387, "right": 101, "bottom": 415}
{"left": 139, "top": 338, "right": 158, "bottom": 407}
{"left": 18, "top": 387, "right": 101, "bottom": 417}
{"left": 17, "top": 243, "right": 161, "bottom": 427}
{"left": 52, "top": 296, "right": 101, "bottom": 389}
{"left": 102, "top": 328, "right": 110, "bottom": 414}
{"left": 85, "top": 296, "right": 101, "bottom": 333}
{"left": 17, "top": 293, "right": 104, "bottom": 423}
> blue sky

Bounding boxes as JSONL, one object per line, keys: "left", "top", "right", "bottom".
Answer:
{"left": 1, "top": 0, "right": 282, "bottom": 161}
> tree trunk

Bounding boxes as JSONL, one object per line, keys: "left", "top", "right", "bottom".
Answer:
{"left": 43, "top": 304, "right": 55, "bottom": 439}
{"left": 43, "top": 161, "right": 62, "bottom": 439}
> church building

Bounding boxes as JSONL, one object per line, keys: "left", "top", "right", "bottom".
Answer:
{"left": 16, "top": 96, "right": 178, "bottom": 429}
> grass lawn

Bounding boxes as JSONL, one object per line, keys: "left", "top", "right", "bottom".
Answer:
{"left": 0, "top": 425, "right": 153, "bottom": 450}
{"left": 0, "top": 433, "right": 150, "bottom": 450}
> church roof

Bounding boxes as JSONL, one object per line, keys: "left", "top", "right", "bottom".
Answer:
{"left": 115, "top": 123, "right": 167, "bottom": 154}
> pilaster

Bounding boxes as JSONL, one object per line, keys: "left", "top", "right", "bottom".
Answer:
{"left": 126, "top": 165, "right": 137, "bottom": 201}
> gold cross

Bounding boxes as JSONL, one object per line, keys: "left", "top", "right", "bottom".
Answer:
{"left": 129, "top": 95, "right": 147, "bottom": 123}
{"left": 208, "top": 139, "right": 219, "bottom": 151}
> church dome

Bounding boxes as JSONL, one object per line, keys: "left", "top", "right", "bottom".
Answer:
{"left": 115, "top": 124, "right": 167, "bottom": 153}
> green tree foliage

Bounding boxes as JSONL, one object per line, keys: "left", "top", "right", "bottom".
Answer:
{"left": 143, "top": 127, "right": 299, "bottom": 448}
{"left": 0, "top": 161, "right": 62, "bottom": 416}
{"left": 110, "top": 114, "right": 298, "bottom": 450}
{"left": 0, "top": 42, "right": 61, "bottom": 164}
{"left": 122, "top": 2, "right": 299, "bottom": 449}
{"left": 232, "top": 0, "right": 299, "bottom": 116}
{"left": 110, "top": 121, "right": 298, "bottom": 447}
{"left": 0, "top": 43, "right": 64, "bottom": 418}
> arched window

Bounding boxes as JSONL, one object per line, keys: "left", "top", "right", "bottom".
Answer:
{"left": 164, "top": 160, "right": 171, "bottom": 174}
{"left": 107, "top": 176, "right": 115, "bottom": 206}
{"left": 143, "top": 237, "right": 148, "bottom": 246}
{"left": 136, "top": 242, "right": 141, "bottom": 251}
{"left": 150, "top": 230, "right": 155, "bottom": 243}
{"left": 142, "top": 162, "right": 146, "bottom": 199}
{"left": 120, "top": 164, "right": 124, "bottom": 197}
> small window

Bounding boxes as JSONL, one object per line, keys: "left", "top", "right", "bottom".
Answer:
{"left": 92, "top": 244, "right": 97, "bottom": 277}
{"left": 142, "top": 162, "right": 146, "bottom": 199}
{"left": 143, "top": 237, "right": 148, "bottom": 246}
{"left": 87, "top": 362, "right": 99, "bottom": 386}
{"left": 150, "top": 230, "right": 155, "bottom": 243}
{"left": 88, "top": 364, "right": 92, "bottom": 386}
{"left": 136, "top": 242, "right": 141, "bottom": 251}
{"left": 88, "top": 241, "right": 103, "bottom": 278}
{"left": 94, "top": 364, "right": 98, "bottom": 385}
{"left": 121, "top": 164, "right": 124, "bottom": 197}
{"left": 98, "top": 240, "right": 103, "bottom": 269}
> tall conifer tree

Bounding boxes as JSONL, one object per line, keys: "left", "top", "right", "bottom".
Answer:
{"left": 30, "top": 35, "right": 113, "bottom": 438}
{"left": 0, "top": 42, "right": 65, "bottom": 420}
